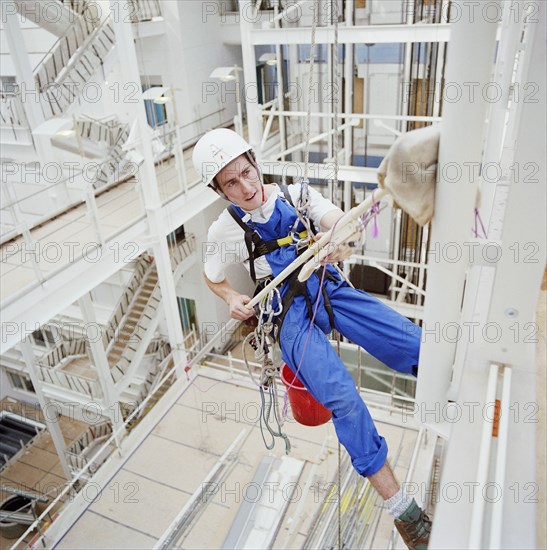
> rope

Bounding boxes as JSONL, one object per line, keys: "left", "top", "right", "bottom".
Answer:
{"left": 242, "top": 288, "right": 291, "bottom": 454}
{"left": 290, "top": 0, "right": 320, "bottom": 244}
{"left": 331, "top": 10, "right": 345, "bottom": 538}
{"left": 336, "top": 327, "right": 342, "bottom": 550}
{"left": 303, "top": 0, "right": 319, "bottom": 182}
{"left": 473, "top": 207, "right": 488, "bottom": 239}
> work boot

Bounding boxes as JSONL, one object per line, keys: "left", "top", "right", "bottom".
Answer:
{"left": 394, "top": 498, "right": 432, "bottom": 550}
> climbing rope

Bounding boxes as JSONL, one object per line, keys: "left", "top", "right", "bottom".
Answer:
{"left": 331, "top": 4, "right": 344, "bottom": 548}
{"left": 242, "top": 288, "right": 291, "bottom": 454}
{"left": 290, "top": 0, "right": 319, "bottom": 245}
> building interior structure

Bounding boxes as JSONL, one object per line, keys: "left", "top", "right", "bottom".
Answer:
{"left": 0, "top": 0, "right": 545, "bottom": 548}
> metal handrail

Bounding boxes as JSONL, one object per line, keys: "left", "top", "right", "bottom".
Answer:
{"left": 0, "top": 91, "right": 31, "bottom": 129}
{"left": 0, "top": 150, "right": 204, "bottom": 306}
{"left": 37, "top": 16, "right": 114, "bottom": 119}
{"left": 34, "top": 15, "right": 97, "bottom": 88}
{"left": 0, "top": 169, "right": 87, "bottom": 211}
{"left": 128, "top": 0, "right": 162, "bottom": 22}
{"left": 32, "top": 0, "right": 100, "bottom": 73}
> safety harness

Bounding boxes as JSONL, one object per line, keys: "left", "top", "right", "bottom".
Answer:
{"left": 228, "top": 184, "right": 336, "bottom": 336}
{"left": 227, "top": 184, "right": 311, "bottom": 284}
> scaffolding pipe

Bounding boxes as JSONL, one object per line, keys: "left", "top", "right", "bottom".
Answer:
{"left": 368, "top": 260, "right": 425, "bottom": 296}
{"left": 480, "top": 1, "right": 524, "bottom": 235}
{"left": 260, "top": 102, "right": 277, "bottom": 150}
{"left": 489, "top": 366, "right": 512, "bottom": 549}
{"left": 259, "top": 109, "right": 441, "bottom": 121}
{"left": 263, "top": 0, "right": 310, "bottom": 26}
{"left": 273, "top": 120, "right": 357, "bottom": 159}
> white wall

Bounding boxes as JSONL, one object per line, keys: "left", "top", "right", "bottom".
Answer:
{"left": 160, "top": 1, "right": 242, "bottom": 145}
{"left": 0, "top": 15, "right": 57, "bottom": 77}
{"left": 354, "top": 63, "right": 404, "bottom": 158}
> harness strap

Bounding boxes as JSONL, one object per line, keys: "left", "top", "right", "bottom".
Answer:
{"left": 273, "top": 270, "right": 312, "bottom": 332}
{"left": 271, "top": 268, "right": 339, "bottom": 337}
{"left": 227, "top": 199, "right": 309, "bottom": 283}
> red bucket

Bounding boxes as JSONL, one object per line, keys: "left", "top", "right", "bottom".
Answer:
{"left": 280, "top": 363, "right": 332, "bottom": 426}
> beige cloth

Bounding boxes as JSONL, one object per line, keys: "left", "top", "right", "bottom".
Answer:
{"left": 377, "top": 125, "right": 440, "bottom": 226}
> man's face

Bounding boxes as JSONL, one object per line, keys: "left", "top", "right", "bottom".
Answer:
{"left": 215, "top": 154, "right": 263, "bottom": 211}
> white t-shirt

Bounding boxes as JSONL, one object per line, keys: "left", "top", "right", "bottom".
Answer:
{"left": 204, "top": 183, "right": 338, "bottom": 283}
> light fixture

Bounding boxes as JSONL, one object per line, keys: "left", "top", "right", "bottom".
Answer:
{"left": 259, "top": 52, "right": 277, "bottom": 66}
{"left": 56, "top": 129, "right": 75, "bottom": 137}
{"left": 142, "top": 86, "right": 170, "bottom": 101}
{"left": 209, "top": 66, "right": 242, "bottom": 82}
{"left": 153, "top": 96, "right": 170, "bottom": 104}
{"left": 209, "top": 66, "right": 244, "bottom": 136}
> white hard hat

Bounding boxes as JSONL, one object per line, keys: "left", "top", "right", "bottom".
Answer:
{"left": 192, "top": 128, "right": 253, "bottom": 188}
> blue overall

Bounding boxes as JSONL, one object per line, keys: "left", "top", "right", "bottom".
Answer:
{"left": 233, "top": 195, "right": 421, "bottom": 477}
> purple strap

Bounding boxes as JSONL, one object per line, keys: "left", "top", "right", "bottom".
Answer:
{"left": 361, "top": 191, "right": 381, "bottom": 238}
{"left": 473, "top": 208, "right": 488, "bottom": 239}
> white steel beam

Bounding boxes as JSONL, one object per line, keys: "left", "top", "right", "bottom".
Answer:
{"left": 78, "top": 294, "right": 126, "bottom": 437}
{"left": 260, "top": 159, "right": 377, "bottom": 184}
{"left": 109, "top": 0, "right": 187, "bottom": 379}
{"left": 251, "top": 23, "right": 450, "bottom": 45}
{"left": 239, "top": 0, "right": 262, "bottom": 151}
{"left": 1, "top": 5, "right": 45, "bottom": 129}
{"left": 19, "top": 339, "right": 72, "bottom": 480}
{"left": 259, "top": 110, "right": 441, "bottom": 122}
{"left": 479, "top": 9, "right": 546, "bottom": 368}
{"left": 415, "top": 2, "right": 500, "bottom": 436}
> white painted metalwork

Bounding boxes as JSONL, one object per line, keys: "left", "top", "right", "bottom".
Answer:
{"left": 251, "top": 23, "right": 450, "bottom": 45}
{"left": 489, "top": 366, "right": 512, "bottom": 549}
{"left": 468, "top": 363, "right": 499, "bottom": 548}
{"left": 415, "top": 1, "right": 499, "bottom": 436}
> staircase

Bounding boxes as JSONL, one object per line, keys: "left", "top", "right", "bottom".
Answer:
{"left": 36, "top": 338, "right": 104, "bottom": 401}
{"left": 36, "top": 16, "right": 115, "bottom": 119}
{"left": 9, "top": 241, "right": 195, "bottom": 414}
{"left": 123, "top": 339, "right": 175, "bottom": 427}
{"left": 52, "top": 115, "right": 132, "bottom": 187}
{"left": 64, "top": 419, "right": 113, "bottom": 476}
{"left": 107, "top": 263, "right": 162, "bottom": 382}
{"left": 127, "top": 0, "right": 162, "bottom": 22}
{"left": 14, "top": 0, "right": 89, "bottom": 38}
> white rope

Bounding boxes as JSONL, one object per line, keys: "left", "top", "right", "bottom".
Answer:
{"left": 291, "top": 0, "right": 320, "bottom": 243}
{"left": 303, "top": 0, "right": 319, "bottom": 181}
